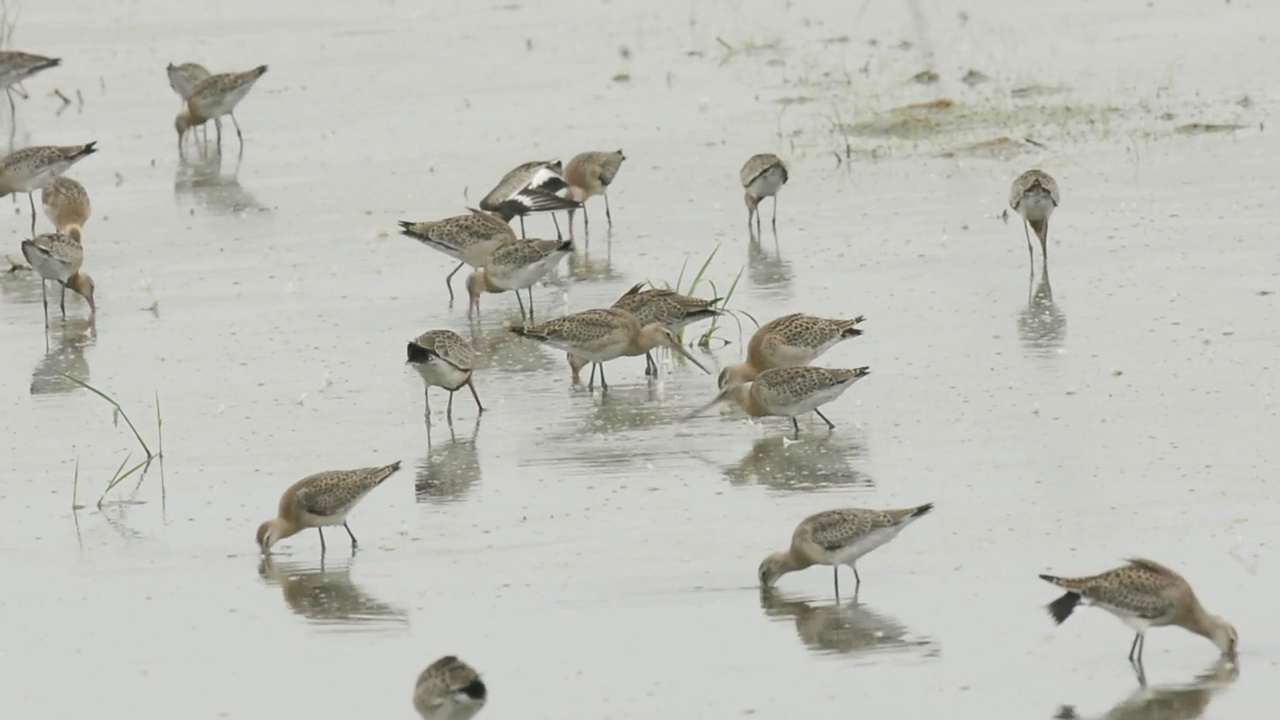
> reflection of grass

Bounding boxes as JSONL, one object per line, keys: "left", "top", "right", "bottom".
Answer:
{"left": 0, "top": 0, "right": 18, "bottom": 51}
{"left": 58, "top": 373, "right": 164, "bottom": 508}
{"left": 662, "top": 243, "right": 758, "bottom": 349}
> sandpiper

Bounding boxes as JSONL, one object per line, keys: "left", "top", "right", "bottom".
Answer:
{"left": 759, "top": 504, "right": 934, "bottom": 597}
{"left": 176, "top": 65, "right": 268, "bottom": 158}
{"left": 20, "top": 231, "right": 95, "bottom": 324}
{"left": 0, "top": 142, "right": 98, "bottom": 235}
{"left": 166, "top": 62, "right": 212, "bottom": 143}
{"left": 465, "top": 238, "right": 572, "bottom": 320}
{"left": 567, "top": 282, "right": 721, "bottom": 381}
{"left": 256, "top": 461, "right": 402, "bottom": 556}
{"left": 741, "top": 153, "right": 788, "bottom": 235}
{"left": 564, "top": 149, "right": 626, "bottom": 237}
{"left": 693, "top": 365, "right": 870, "bottom": 435}
{"left": 513, "top": 307, "right": 710, "bottom": 392}
{"left": 1039, "top": 558, "right": 1238, "bottom": 666}
{"left": 399, "top": 209, "right": 517, "bottom": 304}
{"left": 0, "top": 51, "right": 60, "bottom": 116}
{"left": 41, "top": 176, "right": 90, "bottom": 239}
{"left": 407, "top": 330, "right": 483, "bottom": 424}
{"left": 718, "top": 313, "right": 866, "bottom": 389}
{"left": 1009, "top": 169, "right": 1060, "bottom": 269}
{"left": 414, "top": 655, "right": 487, "bottom": 720}
{"left": 479, "top": 159, "right": 579, "bottom": 238}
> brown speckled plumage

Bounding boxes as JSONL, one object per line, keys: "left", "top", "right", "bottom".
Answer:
{"left": 256, "top": 461, "right": 402, "bottom": 555}
{"left": 399, "top": 209, "right": 516, "bottom": 303}
{"left": 567, "top": 283, "right": 722, "bottom": 380}
{"left": 407, "top": 330, "right": 483, "bottom": 423}
{"left": 697, "top": 365, "right": 870, "bottom": 435}
{"left": 465, "top": 238, "right": 572, "bottom": 320}
{"left": 414, "top": 655, "right": 487, "bottom": 719}
{"left": 41, "top": 176, "right": 91, "bottom": 238}
{"left": 1009, "top": 168, "right": 1060, "bottom": 267}
{"left": 564, "top": 149, "right": 626, "bottom": 236}
{"left": 719, "top": 313, "right": 866, "bottom": 388}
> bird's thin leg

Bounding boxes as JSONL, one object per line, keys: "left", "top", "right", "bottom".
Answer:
{"left": 814, "top": 408, "right": 837, "bottom": 430}
{"left": 343, "top": 522, "right": 358, "bottom": 551}
{"left": 318, "top": 527, "right": 327, "bottom": 555}
{"left": 467, "top": 379, "right": 484, "bottom": 413}
{"left": 528, "top": 287, "right": 535, "bottom": 322}
{"left": 423, "top": 387, "right": 432, "bottom": 427}
{"left": 604, "top": 192, "right": 613, "bottom": 226}
{"left": 39, "top": 279, "right": 49, "bottom": 328}
{"left": 444, "top": 262, "right": 463, "bottom": 305}
{"left": 214, "top": 117, "right": 223, "bottom": 157}
{"left": 515, "top": 289, "right": 528, "bottom": 321}
{"left": 446, "top": 391, "right": 456, "bottom": 424}
{"left": 599, "top": 363, "right": 609, "bottom": 392}
{"left": 567, "top": 208, "right": 577, "bottom": 240}
{"left": 583, "top": 204, "right": 590, "bottom": 234}
{"left": 1127, "top": 633, "right": 1142, "bottom": 662}
{"left": 6, "top": 87, "right": 14, "bottom": 118}
{"left": 644, "top": 351, "right": 656, "bottom": 377}
{"left": 552, "top": 212, "right": 563, "bottom": 240}
{"left": 833, "top": 566, "right": 840, "bottom": 600}
{"left": 518, "top": 216, "right": 527, "bottom": 239}
{"left": 1040, "top": 226, "right": 1050, "bottom": 273}
{"left": 59, "top": 282, "right": 67, "bottom": 318}
{"left": 1022, "top": 220, "right": 1035, "bottom": 265}
{"left": 791, "top": 416, "right": 800, "bottom": 438}
{"left": 230, "top": 112, "right": 246, "bottom": 159}
{"left": 771, "top": 195, "right": 778, "bottom": 230}
{"left": 587, "top": 362, "right": 598, "bottom": 391}
{"left": 853, "top": 565, "right": 862, "bottom": 592}
{"left": 27, "top": 192, "right": 36, "bottom": 235}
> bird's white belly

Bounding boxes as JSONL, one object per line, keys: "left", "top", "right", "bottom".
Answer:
{"left": 22, "top": 247, "right": 71, "bottom": 283}
{"left": 773, "top": 383, "right": 848, "bottom": 416}
{"left": 1017, "top": 194, "right": 1055, "bottom": 223}
{"left": 747, "top": 166, "right": 786, "bottom": 199}
{"left": 829, "top": 526, "right": 903, "bottom": 564}
{"left": 415, "top": 361, "right": 470, "bottom": 391}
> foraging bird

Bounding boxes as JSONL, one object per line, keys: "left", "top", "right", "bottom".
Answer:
{"left": 398, "top": 208, "right": 517, "bottom": 304}
{"left": 741, "top": 153, "right": 788, "bottom": 235}
{"left": 20, "top": 231, "right": 95, "bottom": 324}
{"left": 567, "top": 282, "right": 721, "bottom": 381}
{"left": 0, "top": 142, "right": 98, "bottom": 236}
{"left": 465, "top": 238, "right": 573, "bottom": 321}
{"left": 176, "top": 65, "right": 268, "bottom": 158}
{"left": 406, "top": 330, "right": 483, "bottom": 425}
{"left": 1009, "top": 169, "right": 1060, "bottom": 269}
{"left": 693, "top": 365, "right": 870, "bottom": 436}
{"left": 1039, "top": 558, "right": 1238, "bottom": 666}
{"left": 479, "top": 159, "right": 580, "bottom": 238}
{"left": 512, "top": 307, "right": 710, "bottom": 392}
{"left": 166, "top": 62, "right": 212, "bottom": 143}
{"left": 564, "top": 149, "right": 626, "bottom": 237}
{"left": 256, "top": 461, "right": 402, "bottom": 556}
{"left": 758, "top": 504, "right": 934, "bottom": 598}
{"left": 41, "top": 176, "right": 91, "bottom": 239}
{"left": 718, "top": 313, "right": 866, "bottom": 389}
{"left": 414, "top": 655, "right": 487, "bottom": 720}
{"left": 0, "top": 51, "right": 60, "bottom": 117}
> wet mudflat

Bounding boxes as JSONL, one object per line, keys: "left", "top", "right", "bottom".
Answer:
{"left": 1, "top": 0, "right": 1277, "bottom": 717}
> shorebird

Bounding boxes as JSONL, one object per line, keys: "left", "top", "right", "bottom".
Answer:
{"left": 479, "top": 159, "right": 580, "bottom": 238}
{"left": 567, "top": 283, "right": 721, "bottom": 381}
{"left": 692, "top": 365, "right": 870, "bottom": 435}
{"left": 166, "top": 62, "right": 212, "bottom": 143}
{"left": 20, "top": 231, "right": 95, "bottom": 324}
{"left": 406, "top": 330, "right": 483, "bottom": 425}
{"left": 759, "top": 504, "right": 934, "bottom": 598}
{"left": 256, "top": 461, "right": 402, "bottom": 556}
{"left": 176, "top": 65, "right": 268, "bottom": 158}
{"left": 1009, "top": 169, "right": 1060, "bottom": 269}
{"left": 741, "top": 153, "right": 789, "bottom": 235}
{"left": 399, "top": 209, "right": 516, "bottom": 304}
{"left": 564, "top": 149, "right": 626, "bottom": 237}
{"left": 41, "top": 176, "right": 90, "bottom": 239}
{"left": 718, "top": 313, "right": 866, "bottom": 389}
{"left": 0, "top": 142, "right": 98, "bottom": 235}
{"left": 512, "top": 307, "right": 711, "bottom": 391}
{"left": 465, "top": 238, "right": 572, "bottom": 320}
{"left": 414, "top": 656, "right": 487, "bottom": 720}
{"left": 1039, "top": 558, "right": 1238, "bottom": 666}
{"left": 0, "top": 51, "right": 60, "bottom": 116}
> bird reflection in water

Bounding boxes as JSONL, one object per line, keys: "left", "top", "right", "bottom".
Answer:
{"left": 257, "top": 555, "right": 408, "bottom": 633}
{"left": 1054, "top": 657, "right": 1238, "bottom": 720}
{"left": 760, "top": 587, "right": 939, "bottom": 659}
{"left": 1017, "top": 268, "right": 1066, "bottom": 355}
{"left": 721, "top": 432, "right": 872, "bottom": 491}
{"left": 30, "top": 318, "right": 94, "bottom": 395}
{"left": 173, "top": 154, "right": 267, "bottom": 215}
{"left": 416, "top": 419, "right": 482, "bottom": 503}
{"left": 567, "top": 238, "right": 619, "bottom": 284}
{"left": 747, "top": 227, "right": 793, "bottom": 294}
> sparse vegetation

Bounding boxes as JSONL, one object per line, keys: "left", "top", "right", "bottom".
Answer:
{"left": 659, "top": 243, "right": 758, "bottom": 349}
{"left": 58, "top": 373, "right": 165, "bottom": 509}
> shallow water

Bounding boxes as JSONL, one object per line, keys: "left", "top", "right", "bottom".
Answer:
{"left": 2, "top": 0, "right": 1278, "bottom": 717}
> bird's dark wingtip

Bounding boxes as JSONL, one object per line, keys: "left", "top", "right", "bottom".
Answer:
{"left": 911, "top": 502, "right": 934, "bottom": 517}
{"left": 1045, "top": 591, "right": 1080, "bottom": 625}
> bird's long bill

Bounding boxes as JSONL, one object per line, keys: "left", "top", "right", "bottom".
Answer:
{"left": 682, "top": 388, "right": 730, "bottom": 422}
{"left": 667, "top": 341, "right": 710, "bottom": 374}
